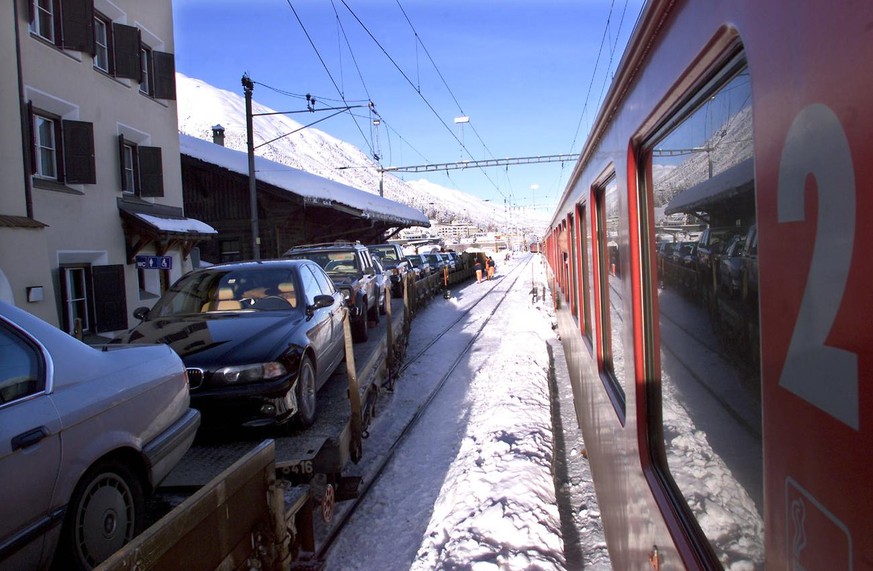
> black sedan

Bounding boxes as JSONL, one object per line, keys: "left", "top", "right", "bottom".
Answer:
{"left": 122, "top": 260, "right": 346, "bottom": 430}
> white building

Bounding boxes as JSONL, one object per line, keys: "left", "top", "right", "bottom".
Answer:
{"left": 1, "top": 0, "right": 213, "bottom": 337}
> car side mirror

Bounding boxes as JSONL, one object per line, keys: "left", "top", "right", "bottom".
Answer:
{"left": 133, "top": 306, "right": 150, "bottom": 322}
{"left": 312, "top": 294, "right": 335, "bottom": 309}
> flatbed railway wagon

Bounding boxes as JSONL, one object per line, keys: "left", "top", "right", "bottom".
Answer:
{"left": 544, "top": 0, "right": 873, "bottom": 569}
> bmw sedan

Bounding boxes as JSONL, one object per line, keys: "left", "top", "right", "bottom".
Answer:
{"left": 122, "top": 260, "right": 346, "bottom": 431}
{"left": 0, "top": 301, "right": 199, "bottom": 570}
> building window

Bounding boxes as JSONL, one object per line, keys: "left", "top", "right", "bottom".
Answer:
{"left": 34, "top": 112, "right": 60, "bottom": 179}
{"left": 140, "top": 45, "right": 153, "bottom": 96}
{"left": 29, "top": 0, "right": 92, "bottom": 52}
{"left": 32, "top": 0, "right": 56, "bottom": 42}
{"left": 28, "top": 103, "right": 95, "bottom": 186}
{"left": 121, "top": 141, "right": 137, "bottom": 193}
{"left": 93, "top": 14, "right": 111, "bottom": 73}
{"left": 62, "top": 266, "right": 91, "bottom": 336}
{"left": 118, "top": 134, "right": 164, "bottom": 197}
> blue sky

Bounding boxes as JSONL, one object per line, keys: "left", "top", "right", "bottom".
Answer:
{"left": 173, "top": 0, "right": 645, "bottom": 213}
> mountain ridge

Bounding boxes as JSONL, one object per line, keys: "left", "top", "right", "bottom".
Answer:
{"left": 175, "top": 73, "right": 538, "bottom": 233}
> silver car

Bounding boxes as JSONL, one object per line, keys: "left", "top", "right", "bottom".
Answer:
{"left": 0, "top": 301, "right": 200, "bottom": 569}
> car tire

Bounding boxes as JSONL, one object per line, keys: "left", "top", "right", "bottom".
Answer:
{"left": 294, "top": 356, "right": 317, "bottom": 429}
{"left": 54, "top": 459, "right": 145, "bottom": 570}
{"left": 351, "top": 301, "right": 369, "bottom": 343}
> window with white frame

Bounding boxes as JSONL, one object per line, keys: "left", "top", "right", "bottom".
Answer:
{"left": 27, "top": 98, "right": 95, "bottom": 186}
{"left": 34, "top": 112, "right": 60, "bottom": 179}
{"left": 117, "top": 133, "right": 164, "bottom": 197}
{"left": 121, "top": 141, "right": 137, "bottom": 193}
{"left": 32, "top": 0, "right": 56, "bottom": 43}
{"left": 93, "top": 13, "right": 111, "bottom": 72}
{"left": 62, "top": 266, "right": 90, "bottom": 335}
{"left": 139, "top": 45, "right": 153, "bottom": 96}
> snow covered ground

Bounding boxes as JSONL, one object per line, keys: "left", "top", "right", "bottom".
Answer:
{"left": 323, "top": 253, "right": 610, "bottom": 570}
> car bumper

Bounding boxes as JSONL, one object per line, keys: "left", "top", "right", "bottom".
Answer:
{"left": 191, "top": 376, "right": 298, "bottom": 428}
{"left": 143, "top": 408, "right": 201, "bottom": 486}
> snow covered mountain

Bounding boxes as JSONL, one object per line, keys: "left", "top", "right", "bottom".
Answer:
{"left": 175, "top": 73, "right": 522, "bottom": 231}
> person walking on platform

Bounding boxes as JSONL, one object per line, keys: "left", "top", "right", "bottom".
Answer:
{"left": 486, "top": 257, "right": 496, "bottom": 280}
{"left": 475, "top": 259, "right": 483, "bottom": 283}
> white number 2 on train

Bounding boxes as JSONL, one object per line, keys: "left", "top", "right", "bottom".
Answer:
{"left": 777, "top": 103, "right": 859, "bottom": 430}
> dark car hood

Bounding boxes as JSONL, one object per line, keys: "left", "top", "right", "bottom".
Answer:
{"left": 124, "top": 312, "right": 305, "bottom": 367}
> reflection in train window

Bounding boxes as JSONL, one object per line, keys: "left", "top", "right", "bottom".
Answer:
{"left": 577, "top": 203, "right": 592, "bottom": 340}
{"left": 647, "top": 61, "right": 763, "bottom": 567}
{"left": 595, "top": 176, "right": 626, "bottom": 419}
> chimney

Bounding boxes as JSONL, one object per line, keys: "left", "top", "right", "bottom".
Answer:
{"left": 211, "top": 124, "right": 225, "bottom": 146}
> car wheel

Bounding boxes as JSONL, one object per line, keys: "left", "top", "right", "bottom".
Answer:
{"left": 55, "top": 459, "right": 144, "bottom": 570}
{"left": 351, "top": 302, "right": 369, "bottom": 343}
{"left": 294, "top": 356, "right": 317, "bottom": 428}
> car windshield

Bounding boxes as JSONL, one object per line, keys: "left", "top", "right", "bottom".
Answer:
{"left": 369, "top": 246, "right": 399, "bottom": 262}
{"left": 148, "top": 267, "right": 302, "bottom": 317}
{"left": 288, "top": 251, "right": 359, "bottom": 275}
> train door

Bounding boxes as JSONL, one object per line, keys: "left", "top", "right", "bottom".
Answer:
{"left": 639, "top": 54, "right": 763, "bottom": 568}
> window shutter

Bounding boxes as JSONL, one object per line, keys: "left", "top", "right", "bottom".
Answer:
{"left": 112, "top": 23, "right": 140, "bottom": 80}
{"left": 152, "top": 51, "right": 176, "bottom": 100}
{"left": 92, "top": 265, "right": 128, "bottom": 332}
{"left": 138, "top": 146, "right": 164, "bottom": 197}
{"left": 62, "top": 120, "right": 95, "bottom": 184}
{"left": 60, "top": 0, "right": 94, "bottom": 52}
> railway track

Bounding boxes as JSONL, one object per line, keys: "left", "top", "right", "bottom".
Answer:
{"left": 316, "top": 254, "right": 536, "bottom": 560}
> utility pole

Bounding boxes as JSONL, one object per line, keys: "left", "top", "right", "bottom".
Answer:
{"left": 242, "top": 73, "right": 260, "bottom": 260}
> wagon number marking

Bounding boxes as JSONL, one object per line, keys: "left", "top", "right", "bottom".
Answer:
{"left": 289, "top": 460, "right": 314, "bottom": 475}
{"left": 777, "top": 103, "right": 858, "bottom": 429}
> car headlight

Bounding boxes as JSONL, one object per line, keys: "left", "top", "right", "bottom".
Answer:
{"left": 213, "top": 362, "right": 287, "bottom": 384}
{"left": 339, "top": 287, "right": 352, "bottom": 303}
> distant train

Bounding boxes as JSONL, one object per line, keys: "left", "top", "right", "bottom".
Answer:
{"left": 544, "top": 0, "right": 873, "bottom": 568}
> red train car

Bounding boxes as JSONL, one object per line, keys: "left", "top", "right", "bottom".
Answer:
{"left": 545, "top": 1, "right": 873, "bottom": 568}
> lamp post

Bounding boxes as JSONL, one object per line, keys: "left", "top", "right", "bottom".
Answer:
{"left": 242, "top": 73, "right": 260, "bottom": 261}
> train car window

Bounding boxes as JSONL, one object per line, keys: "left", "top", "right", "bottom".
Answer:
{"left": 576, "top": 203, "right": 592, "bottom": 340}
{"left": 645, "top": 60, "right": 763, "bottom": 567}
{"left": 568, "top": 213, "right": 579, "bottom": 319}
{"left": 557, "top": 223, "right": 570, "bottom": 304}
{"left": 594, "top": 176, "right": 626, "bottom": 419}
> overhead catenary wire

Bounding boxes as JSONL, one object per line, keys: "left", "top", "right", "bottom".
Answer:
{"left": 392, "top": 0, "right": 506, "bottom": 189}
{"left": 567, "top": 0, "right": 617, "bottom": 155}
{"left": 283, "top": 0, "right": 376, "bottom": 159}
{"left": 336, "top": 0, "right": 507, "bottom": 201}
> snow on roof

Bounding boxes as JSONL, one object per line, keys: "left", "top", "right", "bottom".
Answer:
{"left": 134, "top": 212, "right": 217, "bottom": 235}
{"left": 180, "top": 134, "right": 429, "bottom": 227}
